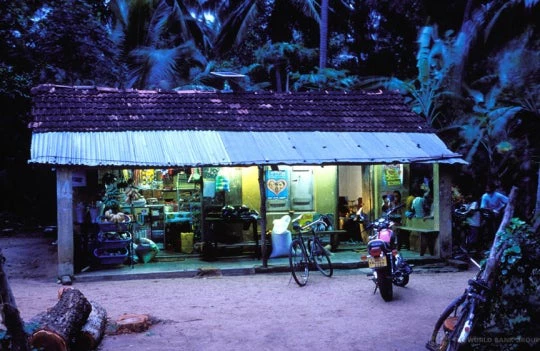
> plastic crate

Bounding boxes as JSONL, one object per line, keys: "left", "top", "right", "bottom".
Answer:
{"left": 97, "top": 231, "right": 132, "bottom": 249}
{"left": 97, "top": 216, "right": 131, "bottom": 232}
{"left": 93, "top": 248, "right": 128, "bottom": 265}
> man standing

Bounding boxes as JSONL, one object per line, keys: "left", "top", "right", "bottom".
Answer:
{"left": 480, "top": 182, "right": 508, "bottom": 244}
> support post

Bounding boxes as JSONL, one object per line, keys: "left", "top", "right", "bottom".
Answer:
{"left": 56, "top": 168, "right": 74, "bottom": 282}
{"left": 258, "top": 166, "right": 268, "bottom": 267}
{"left": 435, "top": 164, "right": 453, "bottom": 258}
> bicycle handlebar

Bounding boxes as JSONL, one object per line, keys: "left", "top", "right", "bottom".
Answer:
{"left": 292, "top": 215, "right": 329, "bottom": 232}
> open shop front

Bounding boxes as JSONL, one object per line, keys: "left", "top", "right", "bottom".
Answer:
{"left": 73, "top": 165, "right": 342, "bottom": 269}
{"left": 72, "top": 162, "right": 452, "bottom": 271}
{"left": 29, "top": 85, "right": 465, "bottom": 282}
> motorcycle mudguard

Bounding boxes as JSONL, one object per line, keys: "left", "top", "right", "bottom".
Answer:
{"left": 367, "top": 239, "right": 391, "bottom": 252}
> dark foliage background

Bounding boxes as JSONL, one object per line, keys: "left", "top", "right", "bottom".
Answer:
{"left": 0, "top": 2, "right": 538, "bottom": 348}
{"left": 1, "top": 0, "right": 538, "bottom": 226}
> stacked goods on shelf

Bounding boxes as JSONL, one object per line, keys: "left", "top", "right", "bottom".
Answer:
{"left": 94, "top": 212, "right": 132, "bottom": 266}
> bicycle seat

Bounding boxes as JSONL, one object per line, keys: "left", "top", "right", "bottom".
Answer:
{"left": 469, "top": 278, "right": 490, "bottom": 292}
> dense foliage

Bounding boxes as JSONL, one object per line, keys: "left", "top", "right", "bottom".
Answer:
{"left": 472, "top": 218, "right": 539, "bottom": 350}
{"left": 0, "top": 0, "right": 538, "bottom": 223}
{"left": 0, "top": 1, "right": 538, "bottom": 346}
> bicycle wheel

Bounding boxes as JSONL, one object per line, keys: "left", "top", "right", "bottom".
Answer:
{"left": 447, "top": 302, "right": 477, "bottom": 351}
{"left": 425, "top": 295, "right": 467, "bottom": 351}
{"left": 289, "top": 239, "right": 309, "bottom": 286}
{"left": 310, "top": 239, "right": 333, "bottom": 277}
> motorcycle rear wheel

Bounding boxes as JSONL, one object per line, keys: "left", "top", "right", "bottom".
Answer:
{"left": 376, "top": 269, "right": 393, "bottom": 301}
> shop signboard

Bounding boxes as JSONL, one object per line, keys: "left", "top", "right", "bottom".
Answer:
{"left": 382, "top": 164, "right": 403, "bottom": 188}
{"left": 266, "top": 169, "right": 290, "bottom": 211}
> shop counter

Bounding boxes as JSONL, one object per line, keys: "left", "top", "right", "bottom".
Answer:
{"left": 203, "top": 216, "right": 261, "bottom": 258}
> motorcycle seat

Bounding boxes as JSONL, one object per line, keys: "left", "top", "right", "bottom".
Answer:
{"left": 367, "top": 239, "right": 392, "bottom": 252}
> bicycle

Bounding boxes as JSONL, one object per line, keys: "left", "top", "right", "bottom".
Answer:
{"left": 289, "top": 214, "right": 333, "bottom": 286}
{"left": 426, "top": 256, "right": 490, "bottom": 351}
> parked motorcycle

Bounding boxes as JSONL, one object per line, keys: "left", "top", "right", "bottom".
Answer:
{"left": 365, "top": 204, "right": 412, "bottom": 302}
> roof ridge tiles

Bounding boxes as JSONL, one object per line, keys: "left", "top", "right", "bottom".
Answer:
{"left": 29, "top": 84, "right": 436, "bottom": 134}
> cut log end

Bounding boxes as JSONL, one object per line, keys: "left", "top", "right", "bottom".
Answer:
{"left": 114, "top": 314, "right": 150, "bottom": 334}
{"left": 29, "top": 288, "right": 91, "bottom": 351}
{"left": 30, "top": 330, "right": 67, "bottom": 351}
{"left": 57, "top": 287, "right": 74, "bottom": 299}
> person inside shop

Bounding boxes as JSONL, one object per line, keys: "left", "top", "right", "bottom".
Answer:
{"left": 381, "top": 194, "right": 392, "bottom": 213}
{"left": 411, "top": 188, "right": 425, "bottom": 218}
{"left": 409, "top": 188, "right": 436, "bottom": 255}
{"left": 390, "top": 190, "right": 408, "bottom": 250}
{"left": 338, "top": 196, "right": 349, "bottom": 218}
{"left": 354, "top": 197, "right": 365, "bottom": 222}
{"left": 343, "top": 197, "right": 365, "bottom": 243}
{"left": 405, "top": 190, "right": 415, "bottom": 218}
{"left": 124, "top": 178, "right": 144, "bottom": 205}
{"left": 354, "top": 197, "right": 370, "bottom": 244}
{"left": 390, "top": 191, "right": 403, "bottom": 218}
{"left": 480, "top": 182, "right": 508, "bottom": 244}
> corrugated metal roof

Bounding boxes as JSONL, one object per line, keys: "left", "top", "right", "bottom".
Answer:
{"left": 29, "top": 131, "right": 466, "bottom": 167}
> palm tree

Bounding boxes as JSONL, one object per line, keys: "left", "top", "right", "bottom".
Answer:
{"left": 446, "top": 0, "right": 540, "bottom": 94}
{"left": 319, "top": 0, "right": 329, "bottom": 69}
{"left": 109, "top": 0, "right": 212, "bottom": 89}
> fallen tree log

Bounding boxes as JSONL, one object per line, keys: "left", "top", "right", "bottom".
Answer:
{"left": 73, "top": 301, "right": 107, "bottom": 351}
{"left": 29, "top": 288, "right": 91, "bottom": 351}
{"left": 1, "top": 249, "right": 30, "bottom": 351}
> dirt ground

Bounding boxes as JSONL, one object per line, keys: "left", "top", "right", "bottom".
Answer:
{"left": 1, "top": 233, "right": 476, "bottom": 351}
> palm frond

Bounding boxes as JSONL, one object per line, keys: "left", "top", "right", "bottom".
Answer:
{"left": 147, "top": 0, "right": 173, "bottom": 46}
{"left": 109, "top": 0, "right": 130, "bottom": 28}
{"left": 214, "top": 0, "right": 258, "bottom": 55}
{"left": 487, "top": 106, "right": 523, "bottom": 138}
{"left": 290, "top": 0, "right": 321, "bottom": 23}
{"left": 127, "top": 41, "right": 205, "bottom": 89}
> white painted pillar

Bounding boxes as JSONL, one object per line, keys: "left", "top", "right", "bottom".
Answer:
{"left": 56, "top": 168, "right": 74, "bottom": 281}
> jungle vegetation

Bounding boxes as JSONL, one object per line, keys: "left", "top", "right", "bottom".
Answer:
{"left": 1, "top": 1, "right": 539, "bottom": 348}
{"left": 1, "top": 0, "right": 538, "bottom": 231}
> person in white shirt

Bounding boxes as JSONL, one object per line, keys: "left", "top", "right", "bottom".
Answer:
{"left": 480, "top": 182, "right": 508, "bottom": 245}
{"left": 455, "top": 194, "right": 481, "bottom": 253}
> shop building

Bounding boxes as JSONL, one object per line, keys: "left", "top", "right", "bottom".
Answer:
{"left": 28, "top": 84, "right": 465, "bottom": 282}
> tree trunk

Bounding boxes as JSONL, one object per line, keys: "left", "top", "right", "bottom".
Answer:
{"left": 73, "top": 301, "right": 107, "bottom": 351}
{"left": 533, "top": 164, "right": 540, "bottom": 233}
{"left": 0, "top": 249, "right": 30, "bottom": 351}
{"left": 29, "top": 288, "right": 92, "bottom": 351}
{"left": 0, "top": 250, "right": 17, "bottom": 308}
{"left": 1, "top": 304, "right": 30, "bottom": 351}
{"left": 481, "top": 186, "right": 518, "bottom": 288}
{"left": 319, "top": 0, "right": 329, "bottom": 70}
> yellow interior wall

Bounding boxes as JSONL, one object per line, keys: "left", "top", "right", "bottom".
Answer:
{"left": 241, "top": 166, "right": 261, "bottom": 210}
{"left": 314, "top": 165, "right": 338, "bottom": 218}
{"left": 240, "top": 165, "right": 338, "bottom": 230}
